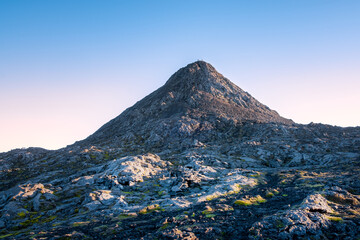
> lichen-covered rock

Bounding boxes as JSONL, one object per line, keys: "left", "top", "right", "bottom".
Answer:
{"left": 197, "top": 170, "right": 257, "bottom": 203}
{"left": 160, "top": 228, "right": 198, "bottom": 240}
{"left": 72, "top": 175, "right": 96, "bottom": 186}
{"left": 300, "top": 193, "right": 333, "bottom": 213}
{"left": 9, "top": 183, "right": 53, "bottom": 201}
{"left": 249, "top": 209, "right": 331, "bottom": 239}
{"left": 102, "top": 153, "right": 170, "bottom": 185}
{"left": 84, "top": 190, "right": 127, "bottom": 208}
{"left": 2, "top": 201, "right": 28, "bottom": 221}
{"left": 83, "top": 200, "right": 104, "bottom": 211}
{"left": 249, "top": 190, "right": 360, "bottom": 240}
{"left": 325, "top": 186, "right": 360, "bottom": 206}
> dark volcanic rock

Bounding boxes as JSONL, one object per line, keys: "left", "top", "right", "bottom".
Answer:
{"left": 78, "top": 61, "right": 293, "bottom": 148}
{"left": 0, "top": 61, "right": 359, "bottom": 240}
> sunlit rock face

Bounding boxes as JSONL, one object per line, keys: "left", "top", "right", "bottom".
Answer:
{"left": 0, "top": 61, "right": 359, "bottom": 239}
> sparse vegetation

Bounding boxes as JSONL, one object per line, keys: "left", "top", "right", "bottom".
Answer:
{"left": 234, "top": 195, "right": 267, "bottom": 206}
{"left": 275, "top": 219, "right": 285, "bottom": 228}
{"left": 72, "top": 221, "right": 90, "bottom": 227}
{"left": 17, "top": 211, "right": 27, "bottom": 218}
{"left": 139, "top": 204, "right": 163, "bottom": 214}
{"left": 327, "top": 216, "right": 343, "bottom": 222}
{"left": 117, "top": 213, "right": 137, "bottom": 220}
{"left": 159, "top": 223, "right": 169, "bottom": 230}
{"left": 0, "top": 233, "right": 15, "bottom": 239}
{"left": 201, "top": 207, "right": 213, "bottom": 215}
{"left": 266, "top": 192, "right": 274, "bottom": 198}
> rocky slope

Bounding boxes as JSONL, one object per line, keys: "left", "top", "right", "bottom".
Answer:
{"left": 0, "top": 61, "right": 359, "bottom": 239}
{"left": 77, "top": 61, "right": 293, "bottom": 148}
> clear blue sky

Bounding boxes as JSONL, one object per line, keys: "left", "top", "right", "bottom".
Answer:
{"left": 1, "top": 0, "right": 359, "bottom": 152}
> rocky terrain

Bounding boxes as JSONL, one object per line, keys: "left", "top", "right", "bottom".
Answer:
{"left": 0, "top": 61, "right": 359, "bottom": 239}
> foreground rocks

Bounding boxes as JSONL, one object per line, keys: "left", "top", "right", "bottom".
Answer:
{"left": 249, "top": 188, "right": 360, "bottom": 239}
{"left": 0, "top": 148, "right": 359, "bottom": 239}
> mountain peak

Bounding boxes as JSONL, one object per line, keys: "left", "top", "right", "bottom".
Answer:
{"left": 164, "top": 60, "right": 226, "bottom": 89}
{"left": 184, "top": 60, "right": 218, "bottom": 75}
{"left": 79, "top": 61, "right": 293, "bottom": 147}
{"left": 182, "top": 60, "right": 215, "bottom": 71}
{"left": 185, "top": 60, "right": 213, "bottom": 69}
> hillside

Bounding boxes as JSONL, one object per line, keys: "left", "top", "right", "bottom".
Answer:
{"left": 0, "top": 62, "right": 359, "bottom": 239}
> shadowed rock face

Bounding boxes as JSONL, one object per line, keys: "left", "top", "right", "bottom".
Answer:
{"left": 80, "top": 61, "right": 292, "bottom": 147}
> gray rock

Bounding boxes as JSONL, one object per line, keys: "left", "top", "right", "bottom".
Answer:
{"left": 83, "top": 200, "right": 104, "bottom": 211}
{"left": 2, "top": 201, "right": 28, "bottom": 220}
{"left": 32, "top": 193, "right": 41, "bottom": 211}
{"left": 1, "top": 61, "right": 359, "bottom": 239}
{"left": 300, "top": 194, "right": 333, "bottom": 213}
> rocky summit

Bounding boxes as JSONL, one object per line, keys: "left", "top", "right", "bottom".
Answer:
{"left": 78, "top": 61, "right": 293, "bottom": 148}
{"left": 1, "top": 61, "right": 360, "bottom": 240}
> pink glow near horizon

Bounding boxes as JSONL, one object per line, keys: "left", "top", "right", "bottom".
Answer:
{"left": 1, "top": 1, "right": 359, "bottom": 152}
{"left": 1, "top": 66, "right": 359, "bottom": 153}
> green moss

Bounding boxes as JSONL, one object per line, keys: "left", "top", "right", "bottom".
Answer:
{"left": 17, "top": 211, "right": 27, "bottom": 218}
{"left": 235, "top": 195, "right": 266, "bottom": 206}
{"left": 201, "top": 207, "right": 213, "bottom": 215}
{"left": 0, "top": 233, "right": 15, "bottom": 239}
{"left": 139, "top": 204, "right": 163, "bottom": 214}
{"left": 206, "top": 195, "right": 218, "bottom": 201}
{"left": 266, "top": 192, "right": 274, "bottom": 198}
{"left": 159, "top": 223, "right": 169, "bottom": 230}
{"left": 327, "top": 216, "right": 343, "bottom": 222}
{"left": 158, "top": 191, "right": 165, "bottom": 196}
{"left": 122, "top": 191, "right": 134, "bottom": 195}
{"left": 42, "top": 216, "right": 57, "bottom": 223}
{"left": 104, "top": 152, "right": 110, "bottom": 160}
{"left": 303, "top": 184, "right": 325, "bottom": 188}
{"left": 280, "top": 180, "right": 287, "bottom": 185}
{"left": 175, "top": 215, "right": 186, "bottom": 221}
{"left": 234, "top": 200, "right": 252, "bottom": 206}
{"left": 117, "top": 214, "right": 136, "bottom": 220}
{"left": 226, "top": 187, "right": 241, "bottom": 195}
{"left": 282, "top": 194, "right": 288, "bottom": 197}
{"left": 253, "top": 195, "right": 266, "bottom": 203}
{"left": 205, "top": 214, "right": 216, "bottom": 218}
{"left": 20, "top": 215, "right": 41, "bottom": 227}
{"left": 250, "top": 173, "right": 260, "bottom": 178}
{"left": 72, "top": 221, "right": 90, "bottom": 227}
{"left": 93, "top": 225, "right": 107, "bottom": 232}
{"left": 275, "top": 220, "right": 285, "bottom": 228}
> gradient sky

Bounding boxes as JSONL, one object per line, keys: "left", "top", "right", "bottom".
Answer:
{"left": 1, "top": 0, "right": 359, "bottom": 152}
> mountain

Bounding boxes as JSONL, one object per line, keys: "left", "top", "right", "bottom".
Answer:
{"left": 0, "top": 61, "right": 359, "bottom": 240}
{"left": 78, "top": 61, "right": 292, "bottom": 148}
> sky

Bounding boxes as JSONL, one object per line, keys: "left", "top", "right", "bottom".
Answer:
{"left": 0, "top": 0, "right": 359, "bottom": 152}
